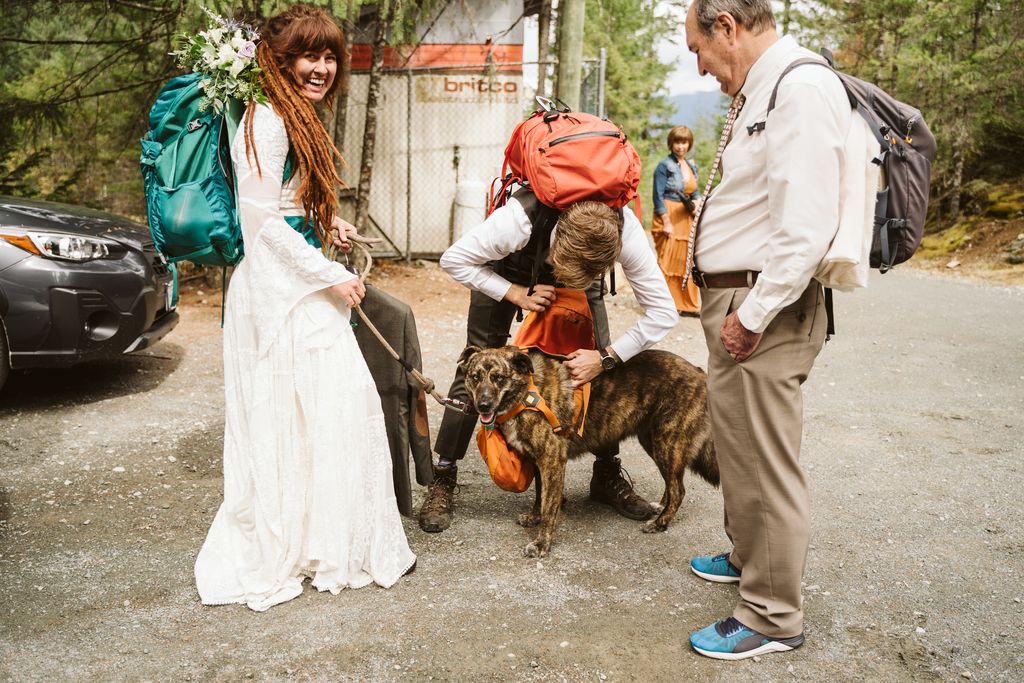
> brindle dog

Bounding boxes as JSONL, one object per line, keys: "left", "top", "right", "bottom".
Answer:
{"left": 461, "top": 345, "right": 719, "bottom": 558}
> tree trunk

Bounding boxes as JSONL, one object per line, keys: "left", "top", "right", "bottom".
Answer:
{"left": 536, "top": 0, "right": 552, "bottom": 98}
{"left": 354, "top": 5, "right": 387, "bottom": 232}
{"left": 333, "top": 0, "right": 358, "bottom": 168}
{"left": 948, "top": 119, "right": 967, "bottom": 224}
{"left": 555, "top": 0, "right": 585, "bottom": 110}
{"left": 782, "top": 0, "right": 792, "bottom": 35}
{"left": 889, "top": 29, "right": 903, "bottom": 93}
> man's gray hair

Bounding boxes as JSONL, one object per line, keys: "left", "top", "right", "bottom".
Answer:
{"left": 691, "top": 0, "right": 775, "bottom": 37}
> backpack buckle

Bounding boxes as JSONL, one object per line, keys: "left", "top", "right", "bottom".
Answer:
{"left": 187, "top": 119, "right": 203, "bottom": 133}
{"left": 535, "top": 96, "right": 556, "bottom": 113}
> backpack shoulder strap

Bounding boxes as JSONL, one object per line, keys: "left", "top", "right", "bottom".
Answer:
{"left": 746, "top": 57, "right": 833, "bottom": 136}
{"left": 513, "top": 188, "right": 560, "bottom": 293}
{"left": 765, "top": 57, "right": 838, "bottom": 114}
{"left": 750, "top": 51, "right": 889, "bottom": 151}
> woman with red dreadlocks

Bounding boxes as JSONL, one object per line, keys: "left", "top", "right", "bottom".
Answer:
{"left": 195, "top": 4, "right": 415, "bottom": 611}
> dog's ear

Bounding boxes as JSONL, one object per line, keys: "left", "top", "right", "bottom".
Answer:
{"left": 510, "top": 348, "right": 534, "bottom": 376}
{"left": 458, "top": 345, "right": 482, "bottom": 367}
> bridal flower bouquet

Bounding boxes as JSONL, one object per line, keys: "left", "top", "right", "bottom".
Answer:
{"left": 172, "top": 7, "right": 265, "bottom": 113}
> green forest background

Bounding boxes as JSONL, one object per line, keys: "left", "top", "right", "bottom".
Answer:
{"left": 1, "top": 0, "right": 1022, "bottom": 256}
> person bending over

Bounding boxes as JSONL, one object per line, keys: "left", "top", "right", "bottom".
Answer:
{"left": 418, "top": 187, "right": 677, "bottom": 533}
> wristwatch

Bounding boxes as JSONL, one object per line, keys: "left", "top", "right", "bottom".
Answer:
{"left": 599, "top": 347, "right": 619, "bottom": 371}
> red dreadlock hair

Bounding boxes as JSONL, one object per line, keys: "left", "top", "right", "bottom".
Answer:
{"left": 243, "top": 4, "right": 346, "bottom": 249}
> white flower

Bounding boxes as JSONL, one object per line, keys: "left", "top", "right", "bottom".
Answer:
{"left": 216, "top": 42, "right": 236, "bottom": 67}
{"left": 228, "top": 57, "right": 246, "bottom": 78}
{"left": 174, "top": 8, "right": 265, "bottom": 110}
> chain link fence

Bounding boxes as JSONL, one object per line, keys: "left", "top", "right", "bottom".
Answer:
{"left": 330, "top": 58, "right": 604, "bottom": 260}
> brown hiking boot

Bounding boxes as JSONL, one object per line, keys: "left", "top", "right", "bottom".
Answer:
{"left": 589, "top": 457, "right": 657, "bottom": 521}
{"left": 419, "top": 464, "right": 458, "bottom": 533}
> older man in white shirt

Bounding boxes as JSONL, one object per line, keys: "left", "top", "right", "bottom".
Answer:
{"left": 683, "top": 0, "right": 850, "bottom": 661}
{"left": 417, "top": 187, "right": 677, "bottom": 534}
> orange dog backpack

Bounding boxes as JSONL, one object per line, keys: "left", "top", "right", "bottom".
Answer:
{"left": 488, "top": 97, "right": 642, "bottom": 215}
{"left": 477, "top": 289, "right": 597, "bottom": 493}
{"left": 477, "top": 424, "right": 535, "bottom": 493}
{"left": 513, "top": 288, "right": 595, "bottom": 358}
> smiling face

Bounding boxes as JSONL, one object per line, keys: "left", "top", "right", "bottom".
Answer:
{"left": 289, "top": 48, "right": 337, "bottom": 102}
{"left": 671, "top": 140, "right": 691, "bottom": 157}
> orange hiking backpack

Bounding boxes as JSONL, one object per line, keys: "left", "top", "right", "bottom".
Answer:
{"left": 489, "top": 97, "right": 642, "bottom": 215}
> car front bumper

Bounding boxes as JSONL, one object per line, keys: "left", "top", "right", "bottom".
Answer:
{"left": 1, "top": 244, "right": 179, "bottom": 369}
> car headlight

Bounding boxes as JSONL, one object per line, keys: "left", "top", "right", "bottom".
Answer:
{"left": 0, "top": 230, "right": 124, "bottom": 261}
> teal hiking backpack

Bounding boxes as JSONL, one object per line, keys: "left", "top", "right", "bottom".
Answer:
{"left": 140, "top": 73, "right": 246, "bottom": 267}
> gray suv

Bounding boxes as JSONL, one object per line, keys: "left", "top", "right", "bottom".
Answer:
{"left": 0, "top": 196, "right": 179, "bottom": 391}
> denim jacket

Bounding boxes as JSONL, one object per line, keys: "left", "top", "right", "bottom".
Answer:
{"left": 652, "top": 155, "right": 700, "bottom": 217}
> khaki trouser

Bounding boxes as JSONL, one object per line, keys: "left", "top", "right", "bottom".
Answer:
{"left": 699, "top": 281, "right": 827, "bottom": 637}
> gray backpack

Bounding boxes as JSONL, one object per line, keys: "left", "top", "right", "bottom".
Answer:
{"left": 749, "top": 49, "right": 937, "bottom": 273}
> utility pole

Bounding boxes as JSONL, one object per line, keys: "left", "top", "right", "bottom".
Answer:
{"left": 556, "top": 0, "right": 585, "bottom": 110}
{"left": 537, "top": 0, "right": 552, "bottom": 98}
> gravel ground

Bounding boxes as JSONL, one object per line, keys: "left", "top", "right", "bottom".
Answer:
{"left": 1, "top": 263, "right": 1022, "bottom": 682}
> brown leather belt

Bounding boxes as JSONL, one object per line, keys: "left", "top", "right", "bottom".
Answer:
{"left": 692, "top": 269, "right": 760, "bottom": 289}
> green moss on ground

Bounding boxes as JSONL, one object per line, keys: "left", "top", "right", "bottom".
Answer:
{"left": 985, "top": 184, "right": 1024, "bottom": 218}
{"left": 920, "top": 221, "right": 973, "bottom": 257}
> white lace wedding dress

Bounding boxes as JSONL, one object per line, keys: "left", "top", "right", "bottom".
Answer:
{"left": 194, "top": 103, "right": 416, "bottom": 612}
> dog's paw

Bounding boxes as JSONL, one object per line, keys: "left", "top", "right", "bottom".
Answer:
{"left": 522, "top": 541, "right": 549, "bottom": 558}
{"left": 641, "top": 518, "right": 668, "bottom": 534}
{"left": 517, "top": 512, "right": 541, "bottom": 527}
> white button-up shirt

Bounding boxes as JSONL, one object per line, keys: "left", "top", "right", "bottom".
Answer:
{"left": 696, "top": 36, "right": 852, "bottom": 332}
{"left": 440, "top": 197, "right": 677, "bottom": 362}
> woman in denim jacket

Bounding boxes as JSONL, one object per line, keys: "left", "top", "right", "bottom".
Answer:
{"left": 652, "top": 125, "right": 701, "bottom": 317}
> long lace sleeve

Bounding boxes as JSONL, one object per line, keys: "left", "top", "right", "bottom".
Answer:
{"left": 231, "top": 104, "right": 354, "bottom": 354}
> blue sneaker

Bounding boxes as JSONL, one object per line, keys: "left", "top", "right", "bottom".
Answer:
{"left": 690, "top": 617, "right": 805, "bottom": 660}
{"left": 690, "top": 552, "right": 741, "bottom": 583}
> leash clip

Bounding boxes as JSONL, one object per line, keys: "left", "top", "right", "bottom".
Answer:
{"left": 441, "top": 397, "right": 474, "bottom": 414}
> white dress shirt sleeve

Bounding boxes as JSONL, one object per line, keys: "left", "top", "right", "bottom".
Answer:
{"left": 611, "top": 211, "right": 678, "bottom": 362}
{"left": 737, "top": 77, "right": 851, "bottom": 333}
{"left": 438, "top": 198, "right": 533, "bottom": 302}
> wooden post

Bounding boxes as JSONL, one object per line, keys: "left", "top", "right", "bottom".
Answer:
{"left": 537, "top": 0, "right": 552, "bottom": 98}
{"left": 555, "top": 0, "right": 585, "bottom": 110}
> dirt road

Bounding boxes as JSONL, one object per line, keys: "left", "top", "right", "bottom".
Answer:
{"left": 1, "top": 264, "right": 1022, "bottom": 682}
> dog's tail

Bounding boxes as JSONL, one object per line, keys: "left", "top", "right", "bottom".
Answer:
{"left": 691, "top": 434, "right": 720, "bottom": 488}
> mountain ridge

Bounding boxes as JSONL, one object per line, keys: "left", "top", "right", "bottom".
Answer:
{"left": 666, "top": 91, "right": 728, "bottom": 127}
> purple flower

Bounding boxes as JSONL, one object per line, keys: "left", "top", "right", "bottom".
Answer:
{"left": 239, "top": 41, "right": 256, "bottom": 58}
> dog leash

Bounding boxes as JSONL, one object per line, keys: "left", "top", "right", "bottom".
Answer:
{"left": 326, "top": 232, "right": 474, "bottom": 415}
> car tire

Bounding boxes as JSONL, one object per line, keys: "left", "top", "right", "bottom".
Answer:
{"left": 0, "top": 317, "right": 9, "bottom": 392}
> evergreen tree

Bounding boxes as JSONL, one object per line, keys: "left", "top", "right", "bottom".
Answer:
{"left": 795, "top": 0, "right": 1024, "bottom": 226}
{"left": 582, "top": 0, "right": 675, "bottom": 223}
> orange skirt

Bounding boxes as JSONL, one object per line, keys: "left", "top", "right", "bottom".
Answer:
{"left": 652, "top": 199, "right": 700, "bottom": 314}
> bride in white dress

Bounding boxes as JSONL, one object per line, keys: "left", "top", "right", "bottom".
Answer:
{"left": 194, "top": 5, "right": 415, "bottom": 612}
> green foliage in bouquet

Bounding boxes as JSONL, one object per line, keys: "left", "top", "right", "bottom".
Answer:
{"left": 171, "top": 7, "right": 266, "bottom": 114}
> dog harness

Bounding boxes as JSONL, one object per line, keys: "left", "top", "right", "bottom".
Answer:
{"left": 491, "top": 373, "right": 591, "bottom": 443}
